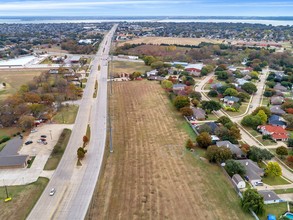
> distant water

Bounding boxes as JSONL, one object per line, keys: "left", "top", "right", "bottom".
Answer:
{"left": 0, "top": 17, "right": 292, "bottom": 26}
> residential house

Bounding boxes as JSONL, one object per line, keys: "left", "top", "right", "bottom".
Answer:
{"left": 197, "top": 122, "right": 219, "bottom": 135}
{"left": 268, "top": 115, "right": 287, "bottom": 129}
{"left": 243, "top": 75, "right": 252, "bottom": 81}
{"left": 270, "top": 96, "right": 284, "bottom": 105}
{"left": 236, "top": 78, "right": 249, "bottom": 86}
{"left": 70, "top": 56, "right": 81, "bottom": 63}
{"left": 270, "top": 106, "right": 286, "bottom": 115}
{"left": 192, "top": 108, "right": 206, "bottom": 120}
{"left": 232, "top": 174, "right": 246, "bottom": 189}
{"left": 258, "top": 125, "right": 288, "bottom": 141}
{"left": 223, "top": 96, "right": 240, "bottom": 106}
{"left": 211, "top": 135, "right": 220, "bottom": 144}
{"left": 237, "top": 159, "right": 264, "bottom": 186}
{"left": 185, "top": 63, "right": 203, "bottom": 77}
{"left": 274, "top": 83, "right": 288, "bottom": 92}
{"left": 216, "top": 141, "right": 245, "bottom": 158}
{"left": 258, "top": 190, "right": 283, "bottom": 204}
{"left": 211, "top": 83, "right": 223, "bottom": 90}
{"left": 172, "top": 83, "right": 186, "bottom": 94}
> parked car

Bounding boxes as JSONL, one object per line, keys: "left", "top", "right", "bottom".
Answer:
{"left": 25, "top": 141, "right": 33, "bottom": 145}
{"left": 37, "top": 139, "right": 43, "bottom": 143}
{"left": 31, "top": 129, "right": 38, "bottom": 133}
{"left": 40, "top": 138, "right": 46, "bottom": 142}
{"left": 43, "top": 141, "right": 48, "bottom": 145}
{"left": 41, "top": 135, "right": 47, "bottom": 138}
{"left": 254, "top": 181, "right": 264, "bottom": 186}
{"left": 49, "top": 188, "right": 56, "bottom": 196}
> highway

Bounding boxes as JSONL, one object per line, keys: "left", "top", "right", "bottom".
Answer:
{"left": 28, "top": 24, "right": 118, "bottom": 220}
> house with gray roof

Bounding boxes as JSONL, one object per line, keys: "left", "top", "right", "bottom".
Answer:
{"left": 270, "top": 96, "right": 284, "bottom": 105}
{"left": 236, "top": 78, "right": 248, "bottom": 86}
{"left": 258, "top": 190, "right": 283, "bottom": 204}
{"left": 0, "top": 137, "right": 29, "bottom": 169}
{"left": 192, "top": 108, "right": 206, "bottom": 120}
{"left": 216, "top": 141, "right": 245, "bottom": 158}
{"left": 268, "top": 115, "right": 287, "bottom": 129}
{"left": 223, "top": 96, "right": 240, "bottom": 106}
{"left": 270, "top": 105, "right": 286, "bottom": 115}
{"left": 172, "top": 83, "right": 186, "bottom": 94}
{"left": 274, "top": 83, "right": 288, "bottom": 92}
{"left": 237, "top": 159, "right": 264, "bottom": 186}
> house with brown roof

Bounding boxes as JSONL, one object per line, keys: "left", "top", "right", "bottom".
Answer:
{"left": 258, "top": 125, "right": 289, "bottom": 141}
{"left": 192, "top": 108, "right": 206, "bottom": 120}
{"left": 270, "top": 96, "right": 284, "bottom": 105}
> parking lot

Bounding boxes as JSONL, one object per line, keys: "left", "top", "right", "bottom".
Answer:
{"left": 0, "top": 123, "right": 73, "bottom": 186}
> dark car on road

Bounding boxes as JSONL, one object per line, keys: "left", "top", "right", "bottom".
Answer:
{"left": 41, "top": 135, "right": 47, "bottom": 138}
{"left": 25, "top": 140, "right": 33, "bottom": 145}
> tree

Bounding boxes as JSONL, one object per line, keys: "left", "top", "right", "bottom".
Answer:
{"left": 288, "top": 138, "right": 293, "bottom": 148}
{"left": 247, "top": 146, "right": 274, "bottom": 162}
{"left": 216, "top": 71, "right": 228, "bottom": 80}
{"left": 18, "top": 115, "right": 35, "bottom": 129}
{"left": 237, "top": 92, "right": 250, "bottom": 102}
{"left": 23, "top": 92, "right": 42, "bottom": 103}
{"left": 265, "top": 162, "right": 282, "bottom": 177}
{"left": 223, "top": 88, "right": 238, "bottom": 96}
{"left": 287, "top": 156, "right": 293, "bottom": 165}
{"left": 196, "top": 132, "right": 212, "bottom": 148}
{"left": 208, "top": 90, "right": 218, "bottom": 97}
{"left": 284, "top": 115, "right": 293, "bottom": 129}
{"left": 256, "top": 110, "right": 268, "bottom": 124}
{"left": 161, "top": 80, "right": 173, "bottom": 90}
{"left": 225, "top": 159, "right": 246, "bottom": 176}
{"left": 206, "top": 146, "right": 232, "bottom": 163}
{"left": 151, "top": 61, "right": 164, "bottom": 69}
{"left": 276, "top": 146, "right": 288, "bottom": 159}
{"left": 83, "top": 135, "right": 89, "bottom": 147}
{"left": 143, "top": 56, "right": 156, "bottom": 66}
{"left": 241, "top": 115, "right": 262, "bottom": 129}
{"left": 185, "top": 139, "right": 194, "bottom": 149}
{"left": 77, "top": 147, "right": 87, "bottom": 160}
{"left": 252, "top": 106, "right": 271, "bottom": 118}
{"left": 173, "top": 96, "right": 190, "bottom": 110}
{"left": 242, "top": 82, "right": 257, "bottom": 94}
{"left": 201, "top": 100, "right": 222, "bottom": 113}
{"left": 189, "top": 91, "right": 202, "bottom": 101}
{"left": 241, "top": 189, "right": 264, "bottom": 215}
{"left": 217, "top": 116, "right": 232, "bottom": 126}
{"left": 180, "top": 107, "right": 193, "bottom": 116}
{"left": 198, "top": 124, "right": 212, "bottom": 134}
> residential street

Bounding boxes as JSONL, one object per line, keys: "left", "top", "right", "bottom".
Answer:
{"left": 28, "top": 24, "right": 118, "bottom": 220}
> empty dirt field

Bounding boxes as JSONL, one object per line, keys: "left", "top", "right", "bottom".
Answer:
{"left": 87, "top": 80, "right": 252, "bottom": 220}
{"left": 118, "top": 37, "right": 224, "bottom": 46}
{"left": 0, "top": 69, "right": 47, "bottom": 99}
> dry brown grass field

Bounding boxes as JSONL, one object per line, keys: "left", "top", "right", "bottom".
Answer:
{"left": 86, "top": 80, "right": 252, "bottom": 220}
{"left": 118, "top": 37, "right": 224, "bottom": 46}
{"left": 0, "top": 69, "right": 46, "bottom": 99}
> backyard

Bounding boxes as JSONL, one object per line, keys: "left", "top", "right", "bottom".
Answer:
{"left": 52, "top": 105, "right": 79, "bottom": 124}
{"left": 110, "top": 60, "right": 151, "bottom": 76}
{"left": 86, "top": 80, "right": 252, "bottom": 220}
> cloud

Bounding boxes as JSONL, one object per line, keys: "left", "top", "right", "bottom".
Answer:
{"left": 0, "top": 0, "right": 192, "bottom": 10}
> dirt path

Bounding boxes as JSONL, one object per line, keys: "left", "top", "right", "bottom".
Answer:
{"left": 87, "top": 80, "right": 252, "bottom": 220}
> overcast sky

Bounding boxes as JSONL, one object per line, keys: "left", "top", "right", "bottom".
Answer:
{"left": 0, "top": 0, "right": 292, "bottom": 16}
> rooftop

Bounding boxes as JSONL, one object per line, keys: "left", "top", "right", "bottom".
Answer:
{"left": 258, "top": 190, "right": 281, "bottom": 201}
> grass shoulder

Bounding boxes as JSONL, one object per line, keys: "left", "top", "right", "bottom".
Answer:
{"left": 44, "top": 128, "right": 72, "bottom": 170}
{"left": 0, "top": 177, "right": 49, "bottom": 220}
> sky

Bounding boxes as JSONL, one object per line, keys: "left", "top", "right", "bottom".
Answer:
{"left": 0, "top": 0, "right": 292, "bottom": 17}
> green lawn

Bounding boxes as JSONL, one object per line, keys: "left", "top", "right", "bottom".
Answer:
{"left": 262, "top": 175, "right": 291, "bottom": 186}
{"left": 40, "top": 58, "right": 53, "bottom": 64}
{"left": 52, "top": 105, "right": 79, "bottom": 124}
{"left": 0, "top": 127, "right": 23, "bottom": 139}
{"left": 274, "top": 188, "right": 293, "bottom": 194}
{"left": 259, "top": 202, "right": 289, "bottom": 220}
{"left": 180, "top": 121, "right": 197, "bottom": 141}
{"left": 0, "top": 177, "right": 49, "bottom": 220}
{"left": 186, "top": 151, "right": 253, "bottom": 220}
{"left": 226, "top": 103, "right": 248, "bottom": 117}
{"left": 206, "top": 113, "right": 218, "bottom": 121}
{"left": 44, "top": 129, "right": 72, "bottom": 170}
{"left": 261, "top": 97, "right": 270, "bottom": 106}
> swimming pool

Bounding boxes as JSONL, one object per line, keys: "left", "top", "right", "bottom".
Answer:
{"left": 284, "top": 212, "right": 293, "bottom": 220}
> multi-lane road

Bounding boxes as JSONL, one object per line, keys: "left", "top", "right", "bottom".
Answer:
{"left": 28, "top": 24, "right": 117, "bottom": 220}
